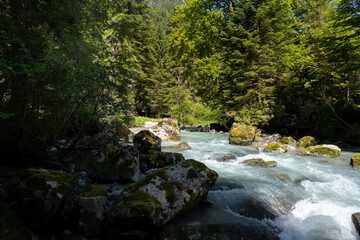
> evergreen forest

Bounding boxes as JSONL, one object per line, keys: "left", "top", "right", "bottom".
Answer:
{"left": 1, "top": 0, "right": 360, "bottom": 163}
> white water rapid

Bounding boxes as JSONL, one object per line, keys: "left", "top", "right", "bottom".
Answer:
{"left": 162, "top": 132, "right": 360, "bottom": 240}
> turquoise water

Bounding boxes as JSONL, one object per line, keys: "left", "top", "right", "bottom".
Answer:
{"left": 163, "top": 132, "right": 360, "bottom": 240}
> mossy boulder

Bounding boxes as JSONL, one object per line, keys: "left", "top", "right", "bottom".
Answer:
{"left": 243, "top": 158, "right": 277, "bottom": 168}
{"left": 254, "top": 132, "right": 282, "bottom": 144}
{"left": 216, "top": 154, "right": 237, "bottom": 162}
{"left": 298, "top": 144, "right": 341, "bottom": 157}
{"left": 229, "top": 123, "right": 256, "bottom": 146}
{"left": 264, "top": 142, "right": 288, "bottom": 153}
{"left": 92, "top": 145, "right": 140, "bottom": 182}
{"left": 74, "top": 132, "right": 119, "bottom": 150}
{"left": 139, "top": 151, "right": 185, "bottom": 172}
{"left": 111, "top": 121, "right": 133, "bottom": 143}
{"left": 151, "top": 118, "right": 181, "bottom": 141}
{"left": 352, "top": 213, "right": 360, "bottom": 236}
{"left": 162, "top": 142, "right": 191, "bottom": 152}
{"left": 350, "top": 153, "right": 360, "bottom": 169}
{"left": 134, "top": 130, "right": 162, "bottom": 153}
{"left": 280, "top": 136, "right": 296, "bottom": 146}
{"left": 7, "top": 169, "right": 77, "bottom": 228}
{"left": 106, "top": 159, "right": 218, "bottom": 235}
{"left": 297, "top": 136, "right": 317, "bottom": 148}
{"left": 79, "top": 185, "right": 108, "bottom": 237}
{"left": 0, "top": 201, "right": 33, "bottom": 240}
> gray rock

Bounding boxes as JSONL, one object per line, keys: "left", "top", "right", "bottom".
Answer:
{"left": 263, "top": 142, "right": 288, "bottom": 153}
{"left": 6, "top": 169, "right": 77, "bottom": 227}
{"left": 298, "top": 144, "right": 341, "bottom": 157}
{"left": 216, "top": 154, "right": 237, "bottom": 162}
{"left": 134, "top": 130, "right": 162, "bottom": 153}
{"left": 139, "top": 150, "right": 185, "bottom": 172}
{"left": 243, "top": 158, "right": 277, "bottom": 168}
{"left": 151, "top": 118, "right": 181, "bottom": 141}
{"left": 163, "top": 142, "right": 191, "bottom": 152}
{"left": 106, "top": 160, "right": 218, "bottom": 235}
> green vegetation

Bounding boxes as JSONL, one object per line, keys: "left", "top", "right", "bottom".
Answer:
{"left": 123, "top": 190, "right": 160, "bottom": 216}
{"left": 299, "top": 145, "right": 341, "bottom": 157}
{"left": 297, "top": 136, "right": 317, "bottom": 148}
{"left": 82, "top": 185, "right": 108, "bottom": 197}
{"left": 281, "top": 137, "right": 296, "bottom": 145}
{"left": 350, "top": 154, "right": 360, "bottom": 169}
{"left": 265, "top": 143, "right": 288, "bottom": 152}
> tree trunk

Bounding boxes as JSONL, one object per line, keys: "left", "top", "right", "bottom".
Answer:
{"left": 177, "top": 75, "right": 183, "bottom": 123}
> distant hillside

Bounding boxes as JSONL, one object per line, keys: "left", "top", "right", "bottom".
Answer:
{"left": 149, "top": 0, "right": 185, "bottom": 13}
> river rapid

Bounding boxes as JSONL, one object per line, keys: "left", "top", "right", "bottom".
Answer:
{"left": 162, "top": 132, "right": 360, "bottom": 240}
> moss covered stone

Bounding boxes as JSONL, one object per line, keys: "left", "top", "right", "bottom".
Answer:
{"left": 0, "top": 202, "right": 33, "bottom": 240}
{"left": 123, "top": 190, "right": 160, "bottom": 216}
{"left": 299, "top": 145, "right": 341, "bottom": 157}
{"left": 280, "top": 136, "right": 296, "bottom": 145}
{"left": 264, "top": 142, "right": 288, "bottom": 153}
{"left": 350, "top": 153, "right": 360, "bottom": 169}
{"left": 82, "top": 184, "right": 108, "bottom": 197}
{"left": 297, "top": 136, "right": 316, "bottom": 148}
{"left": 243, "top": 158, "right": 277, "bottom": 167}
{"left": 134, "top": 130, "right": 162, "bottom": 152}
{"left": 229, "top": 123, "right": 256, "bottom": 146}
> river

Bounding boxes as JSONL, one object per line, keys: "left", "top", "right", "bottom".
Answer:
{"left": 162, "top": 131, "right": 360, "bottom": 240}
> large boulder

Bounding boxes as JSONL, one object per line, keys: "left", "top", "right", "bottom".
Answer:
{"left": 229, "top": 123, "right": 256, "bottom": 146}
{"left": 350, "top": 153, "right": 360, "bottom": 169}
{"left": 243, "top": 158, "right": 277, "bottom": 168}
{"left": 79, "top": 185, "right": 108, "bottom": 237}
{"left": 162, "top": 142, "right": 191, "bottom": 152}
{"left": 106, "top": 160, "right": 218, "bottom": 236}
{"left": 6, "top": 169, "right": 77, "bottom": 228}
{"left": 134, "top": 130, "right": 162, "bottom": 153}
{"left": 111, "top": 121, "right": 133, "bottom": 143}
{"left": 151, "top": 118, "right": 181, "bottom": 141}
{"left": 298, "top": 145, "right": 341, "bottom": 157}
{"left": 280, "top": 136, "right": 297, "bottom": 146}
{"left": 92, "top": 144, "right": 140, "bottom": 182}
{"left": 352, "top": 213, "right": 360, "bottom": 236}
{"left": 254, "top": 133, "right": 282, "bottom": 144}
{"left": 74, "top": 132, "right": 119, "bottom": 150}
{"left": 297, "top": 136, "right": 317, "bottom": 148}
{"left": 139, "top": 151, "right": 185, "bottom": 172}
{"left": 264, "top": 142, "right": 288, "bottom": 153}
{"left": 0, "top": 201, "right": 33, "bottom": 240}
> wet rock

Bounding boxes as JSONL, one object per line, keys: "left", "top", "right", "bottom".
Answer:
{"left": 79, "top": 185, "right": 108, "bottom": 237}
{"left": 106, "top": 160, "right": 218, "bottom": 236}
{"left": 7, "top": 169, "right": 77, "bottom": 228}
{"left": 264, "top": 142, "right": 288, "bottom": 153}
{"left": 151, "top": 118, "right": 181, "bottom": 141}
{"left": 92, "top": 144, "right": 140, "bottom": 182}
{"left": 111, "top": 120, "right": 133, "bottom": 143}
{"left": 134, "top": 130, "right": 162, "bottom": 153}
{"left": 272, "top": 174, "right": 291, "bottom": 181}
{"left": 298, "top": 144, "right": 341, "bottom": 157}
{"left": 350, "top": 153, "right": 360, "bottom": 169}
{"left": 0, "top": 201, "right": 33, "bottom": 240}
{"left": 297, "top": 136, "right": 317, "bottom": 148}
{"left": 254, "top": 133, "right": 282, "bottom": 144}
{"left": 163, "top": 142, "right": 191, "bottom": 152}
{"left": 352, "top": 213, "right": 360, "bottom": 236}
{"left": 280, "top": 136, "right": 297, "bottom": 147}
{"left": 242, "top": 199, "right": 277, "bottom": 220}
{"left": 139, "top": 151, "right": 185, "bottom": 172}
{"left": 216, "top": 154, "right": 237, "bottom": 162}
{"left": 229, "top": 123, "right": 256, "bottom": 146}
{"left": 243, "top": 158, "right": 277, "bottom": 168}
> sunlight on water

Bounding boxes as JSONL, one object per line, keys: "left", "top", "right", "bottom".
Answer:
{"left": 164, "top": 132, "right": 360, "bottom": 240}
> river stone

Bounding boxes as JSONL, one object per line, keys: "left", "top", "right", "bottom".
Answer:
{"left": 134, "top": 130, "right": 162, "bottom": 152}
{"left": 243, "top": 158, "right": 277, "bottom": 168}
{"left": 79, "top": 185, "right": 108, "bottom": 237}
{"left": 280, "top": 136, "right": 297, "bottom": 146}
{"left": 350, "top": 153, "right": 360, "bottom": 169}
{"left": 106, "top": 159, "right": 218, "bottom": 235}
{"left": 0, "top": 201, "right": 33, "bottom": 239}
{"left": 139, "top": 150, "right": 185, "bottom": 172}
{"left": 6, "top": 169, "right": 77, "bottom": 228}
{"left": 297, "top": 136, "right": 317, "bottom": 148}
{"left": 264, "top": 142, "right": 288, "bottom": 153}
{"left": 92, "top": 144, "right": 140, "bottom": 182}
{"left": 151, "top": 118, "right": 181, "bottom": 141}
{"left": 163, "top": 142, "right": 192, "bottom": 151}
{"left": 298, "top": 144, "right": 341, "bottom": 157}
{"left": 229, "top": 123, "right": 256, "bottom": 146}
{"left": 111, "top": 120, "right": 133, "bottom": 143}
{"left": 352, "top": 213, "right": 360, "bottom": 236}
{"left": 216, "top": 154, "right": 237, "bottom": 162}
{"left": 254, "top": 133, "right": 282, "bottom": 144}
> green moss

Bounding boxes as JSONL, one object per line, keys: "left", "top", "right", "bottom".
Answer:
{"left": 299, "top": 145, "right": 340, "bottom": 157}
{"left": 124, "top": 169, "right": 168, "bottom": 193}
{"left": 123, "top": 190, "right": 160, "bottom": 216}
{"left": 159, "top": 180, "right": 177, "bottom": 205}
{"left": 82, "top": 184, "right": 107, "bottom": 197}
{"left": 280, "top": 136, "right": 296, "bottom": 144}
{"left": 265, "top": 142, "right": 287, "bottom": 152}
{"left": 297, "top": 136, "right": 316, "bottom": 148}
{"left": 351, "top": 153, "right": 360, "bottom": 169}
{"left": 243, "top": 158, "right": 277, "bottom": 167}
{"left": 0, "top": 202, "right": 32, "bottom": 240}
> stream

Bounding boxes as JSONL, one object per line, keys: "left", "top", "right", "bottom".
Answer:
{"left": 162, "top": 131, "right": 360, "bottom": 240}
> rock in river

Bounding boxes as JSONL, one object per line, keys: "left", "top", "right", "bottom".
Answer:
{"left": 139, "top": 150, "right": 185, "bottom": 172}
{"left": 106, "top": 159, "right": 218, "bottom": 236}
{"left": 243, "top": 158, "right": 277, "bottom": 168}
{"left": 163, "top": 142, "right": 191, "bottom": 152}
{"left": 134, "top": 130, "right": 162, "bottom": 153}
{"left": 229, "top": 123, "right": 256, "bottom": 146}
{"left": 298, "top": 144, "right": 341, "bottom": 157}
{"left": 350, "top": 153, "right": 360, "bottom": 169}
{"left": 264, "top": 142, "right": 288, "bottom": 153}
{"left": 297, "top": 136, "right": 317, "bottom": 148}
{"left": 151, "top": 118, "right": 181, "bottom": 141}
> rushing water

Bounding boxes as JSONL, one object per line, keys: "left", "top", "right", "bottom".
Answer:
{"left": 162, "top": 132, "right": 360, "bottom": 240}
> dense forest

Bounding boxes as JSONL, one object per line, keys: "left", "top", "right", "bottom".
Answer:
{"left": 1, "top": 0, "right": 360, "bottom": 163}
